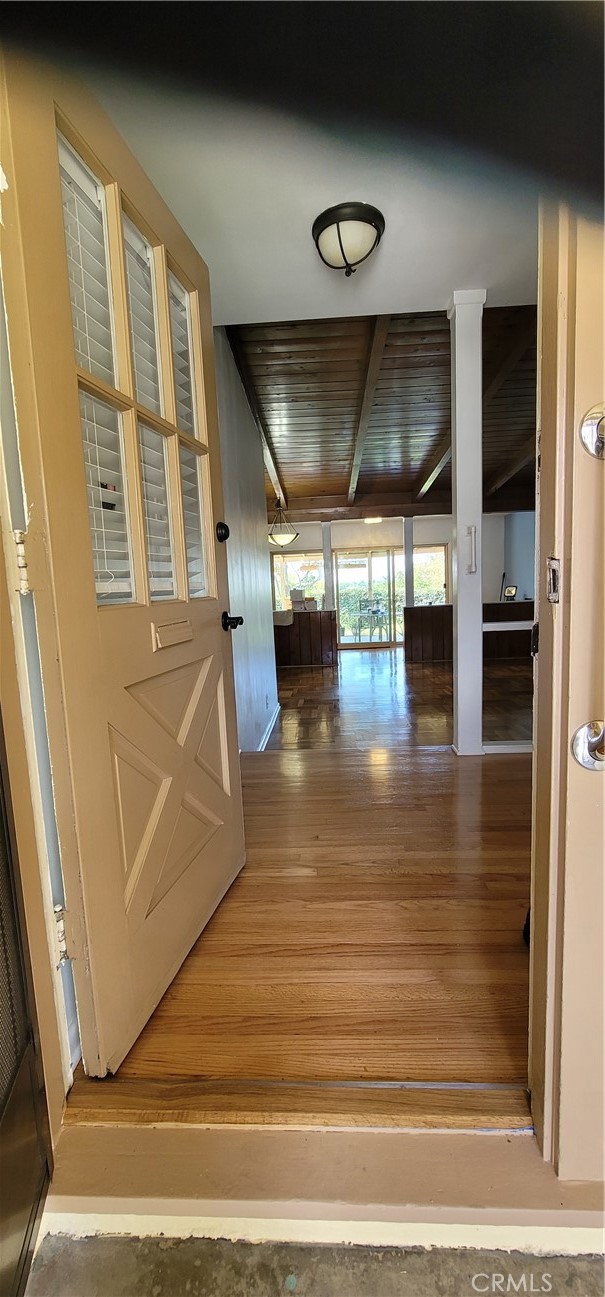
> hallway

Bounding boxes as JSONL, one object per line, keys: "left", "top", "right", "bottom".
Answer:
{"left": 67, "top": 742, "right": 531, "bottom": 1131}
{"left": 266, "top": 649, "right": 533, "bottom": 750}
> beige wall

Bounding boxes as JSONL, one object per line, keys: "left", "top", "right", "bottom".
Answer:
{"left": 214, "top": 329, "right": 278, "bottom": 752}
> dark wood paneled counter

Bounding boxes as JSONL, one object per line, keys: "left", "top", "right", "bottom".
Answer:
{"left": 404, "top": 603, "right": 534, "bottom": 663}
{"left": 274, "top": 610, "right": 338, "bottom": 667}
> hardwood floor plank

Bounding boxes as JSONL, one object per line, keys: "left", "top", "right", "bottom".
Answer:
{"left": 66, "top": 1075, "right": 531, "bottom": 1131}
{"left": 66, "top": 656, "right": 531, "bottom": 1130}
{"left": 265, "top": 650, "right": 532, "bottom": 749}
{"left": 111, "top": 747, "right": 530, "bottom": 1088}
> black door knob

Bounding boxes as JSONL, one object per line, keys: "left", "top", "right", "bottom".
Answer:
{"left": 216, "top": 521, "right": 230, "bottom": 543}
{"left": 221, "top": 611, "right": 244, "bottom": 632}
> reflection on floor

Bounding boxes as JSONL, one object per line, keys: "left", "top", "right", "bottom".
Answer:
{"left": 266, "top": 650, "right": 533, "bottom": 750}
{"left": 67, "top": 746, "right": 531, "bottom": 1130}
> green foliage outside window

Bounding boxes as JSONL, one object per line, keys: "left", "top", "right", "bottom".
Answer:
{"left": 413, "top": 549, "right": 447, "bottom": 605}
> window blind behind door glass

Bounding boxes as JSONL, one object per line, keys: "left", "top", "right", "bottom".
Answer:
{"left": 139, "top": 424, "right": 176, "bottom": 600}
{"left": 123, "top": 216, "right": 162, "bottom": 414}
{"left": 179, "top": 447, "right": 207, "bottom": 597}
{"left": 168, "top": 272, "right": 196, "bottom": 435}
{"left": 79, "top": 392, "right": 133, "bottom": 603}
{"left": 58, "top": 136, "right": 115, "bottom": 386}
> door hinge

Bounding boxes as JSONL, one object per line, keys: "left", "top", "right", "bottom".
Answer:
{"left": 53, "top": 904, "right": 73, "bottom": 967}
{"left": 531, "top": 622, "right": 539, "bottom": 656}
{"left": 12, "top": 528, "right": 31, "bottom": 595}
{"left": 546, "top": 556, "right": 560, "bottom": 604}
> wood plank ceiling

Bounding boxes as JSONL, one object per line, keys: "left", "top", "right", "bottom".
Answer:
{"left": 227, "top": 306, "right": 536, "bottom": 521}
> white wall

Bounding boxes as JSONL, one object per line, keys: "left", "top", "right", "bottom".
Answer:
{"left": 214, "top": 329, "right": 279, "bottom": 751}
{"left": 282, "top": 522, "right": 324, "bottom": 552}
{"left": 331, "top": 518, "right": 406, "bottom": 550}
{"left": 413, "top": 514, "right": 505, "bottom": 601}
{"left": 482, "top": 515, "right": 506, "bottom": 603}
{"left": 504, "top": 511, "right": 536, "bottom": 600}
{"left": 277, "top": 514, "right": 506, "bottom": 604}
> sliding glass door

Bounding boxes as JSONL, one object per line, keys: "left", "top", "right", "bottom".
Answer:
{"left": 335, "top": 549, "right": 403, "bottom": 647}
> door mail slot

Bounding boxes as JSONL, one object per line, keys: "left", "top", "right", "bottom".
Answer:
{"left": 152, "top": 619, "right": 193, "bottom": 651}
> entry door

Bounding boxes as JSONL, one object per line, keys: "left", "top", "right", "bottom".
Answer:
{"left": 530, "top": 206, "right": 604, "bottom": 1177}
{"left": 1, "top": 58, "right": 245, "bottom": 1075}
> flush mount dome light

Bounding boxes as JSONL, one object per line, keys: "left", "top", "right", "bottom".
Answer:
{"left": 268, "top": 499, "right": 299, "bottom": 547}
{"left": 312, "top": 202, "right": 385, "bottom": 277}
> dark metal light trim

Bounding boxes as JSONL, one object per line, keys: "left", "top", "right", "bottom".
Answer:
{"left": 312, "top": 202, "right": 385, "bottom": 277}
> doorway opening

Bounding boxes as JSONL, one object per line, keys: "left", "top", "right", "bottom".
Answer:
{"left": 335, "top": 549, "right": 404, "bottom": 646}
{"left": 67, "top": 302, "right": 537, "bottom": 1134}
{"left": 2, "top": 59, "right": 540, "bottom": 1142}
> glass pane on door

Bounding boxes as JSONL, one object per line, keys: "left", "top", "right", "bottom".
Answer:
{"left": 336, "top": 552, "right": 370, "bottom": 643}
{"left": 168, "top": 271, "right": 196, "bottom": 436}
{"left": 80, "top": 392, "right": 133, "bottom": 603}
{"left": 335, "top": 551, "right": 393, "bottom": 645}
{"left": 138, "top": 423, "right": 175, "bottom": 600}
{"left": 179, "top": 446, "right": 208, "bottom": 597}
{"left": 369, "top": 551, "right": 392, "bottom": 642}
{"left": 123, "top": 216, "right": 162, "bottom": 415}
{"left": 58, "top": 136, "right": 115, "bottom": 386}
{"left": 393, "top": 550, "right": 406, "bottom": 643}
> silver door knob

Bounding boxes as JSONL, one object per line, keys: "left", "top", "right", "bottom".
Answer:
{"left": 579, "top": 404, "right": 604, "bottom": 460}
{"left": 571, "top": 720, "right": 605, "bottom": 771}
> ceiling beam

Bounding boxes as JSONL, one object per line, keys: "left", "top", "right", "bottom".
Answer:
{"left": 347, "top": 315, "right": 391, "bottom": 504}
{"left": 413, "top": 436, "right": 452, "bottom": 501}
{"left": 412, "top": 313, "right": 535, "bottom": 501}
{"left": 273, "top": 490, "right": 452, "bottom": 521}
{"left": 482, "top": 319, "right": 536, "bottom": 410}
{"left": 268, "top": 477, "right": 535, "bottom": 523}
{"left": 225, "top": 327, "right": 288, "bottom": 507}
{"left": 485, "top": 433, "right": 536, "bottom": 496}
{"left": 281, "top": 492, "right": 422, "bottom": 511}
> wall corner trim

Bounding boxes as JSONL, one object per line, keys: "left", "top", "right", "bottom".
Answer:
{"left": 257, "top": 704, "right": 280, "bottom": 753}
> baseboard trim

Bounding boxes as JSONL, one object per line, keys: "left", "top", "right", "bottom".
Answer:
{"left": 258, "top": 704, "right": 280, "bottom": 752}
{"left": 451, "top": 743, "right": 533, "bottom": 756}
{"left": 482, "top": 742, "right": 533, "bottom": 755}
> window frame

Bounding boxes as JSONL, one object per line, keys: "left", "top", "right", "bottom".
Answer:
{"left": 412, "top": 542, "right": 451, "bottom": 605}
{"left": 270, "top": 551, "right": 325, "bottom": 611}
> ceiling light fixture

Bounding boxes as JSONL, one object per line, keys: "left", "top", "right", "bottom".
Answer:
{"left": 364, "top": 516, "right": 383, "bottom": 524}
{"left": 312, "top": 202, "right": 385, "bottom": 277}
{"left": 268, "top": 499, "right": 299, "bottom": 547}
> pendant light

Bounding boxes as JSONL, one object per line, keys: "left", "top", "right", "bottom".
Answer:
{"left": 268, "top": 499, "right": 299, "bottom": 547}
{"left": 312, "top": 202, "right": 385, "bottom": 277}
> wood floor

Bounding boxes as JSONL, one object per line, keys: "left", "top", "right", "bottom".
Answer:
{"left": 67, "top": 744, "right": 532, "bottom": 1132}
{"left": 266, "top": 650, "right": 533, "bottom": 750}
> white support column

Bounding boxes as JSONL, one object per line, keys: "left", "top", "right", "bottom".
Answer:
{"left": 404, "top": 516, "right": 414, "bottom": 606}
{"left": 448, "top": 289, "right": 486, "bottom": 755}
{"left": 322, "top": 522, "right": 335, "bottom": 610}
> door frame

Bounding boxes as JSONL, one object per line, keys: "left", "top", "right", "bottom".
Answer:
{"left": 0, "top": 711, "right": 53, "bottom": 1297}
{"left": 1, "top": 54, "right": 602, "bottom": 1182}
{"left": 528, "top": 202, "right": 604, "bottom": 1179}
